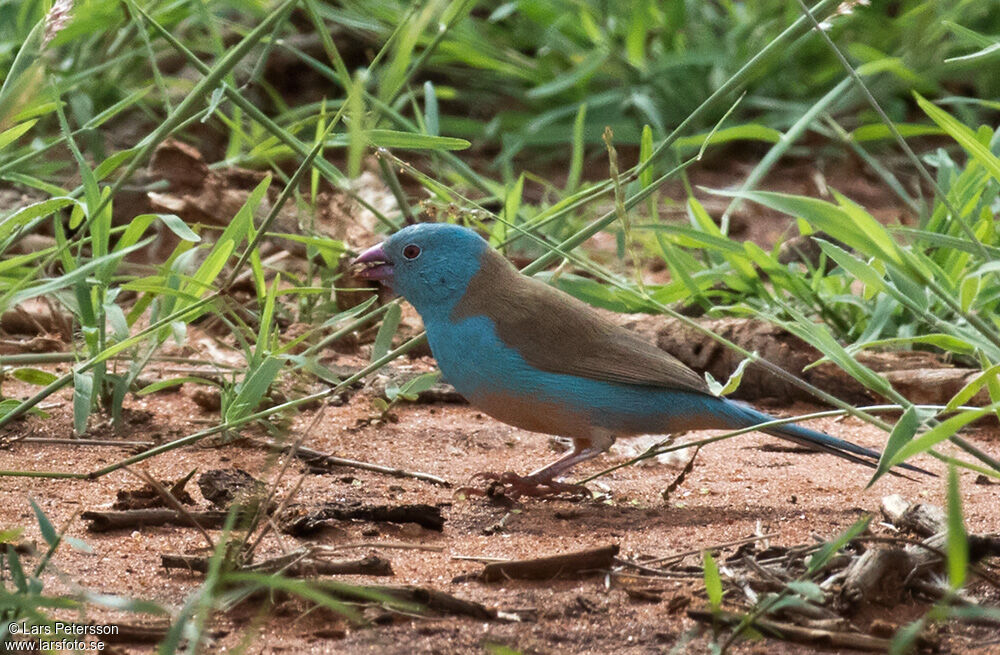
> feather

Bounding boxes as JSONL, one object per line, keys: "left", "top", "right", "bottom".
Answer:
{"left": 452, "top": 248, "right": 709, "bottom": 394}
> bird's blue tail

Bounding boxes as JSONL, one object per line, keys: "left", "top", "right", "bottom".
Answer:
{"left": 726, "top": 401, "right": 932, "bottom": 477}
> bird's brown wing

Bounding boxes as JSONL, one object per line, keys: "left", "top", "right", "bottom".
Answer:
{"left": 451, "top": 250, "right": 710, "bottom": 394}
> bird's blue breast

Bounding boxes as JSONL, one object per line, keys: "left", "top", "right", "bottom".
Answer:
{"left": 423, "top": 314, "right": 736, "bottom": 438}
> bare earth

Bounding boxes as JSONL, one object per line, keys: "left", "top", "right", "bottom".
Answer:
{"left": 1, "top": 363, "right": 998, "bottom": 654}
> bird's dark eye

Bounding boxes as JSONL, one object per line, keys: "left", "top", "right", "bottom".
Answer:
{"left": 402, "top": 244, "right": 421, "bottom": 260}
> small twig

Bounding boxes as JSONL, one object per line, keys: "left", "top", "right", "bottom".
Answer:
{"left": 481, "top": 544, "right": 619, "bottom": 582}
{"left": 612, "top": 569, "right": 704, "bottom": 581}
{"left": 161, "top": 551, "right": 393, "bottom": 577}
{"left": 250, "top": 437, "right": 450, "bottom": 487}
{"left": 81, "top": 508, "right": 235, "bottom": 532}
{"left": 322, "top": 584, "right": 496, "bottom": 620}
{"left": 124, "top": 466, "right": 215, "bottom": 549}
{"left": 452, "top": 554, "right": 509, "bottom": 563}
{"left": 20, "top": 437, "right": 154, "bottom": 447}
{"left": 242, "top": 404, "right": 324, "bottom": 561}
{"left": 283, "top": 502, "right": 445, "bottom": 533}
{"left": 642, "top": 532, "right": 781, "bottom": 567}
{"left": 320, "top": 542, "right": 444, "bottom": 553}
{"left": 614, "top": 557, "right": 694, "bottom": 579}
{"left": 661, "top": 445, "right": 701, "bottom": 501}
{"left": 688, "top": 609, "right": 904, "bottom": 652}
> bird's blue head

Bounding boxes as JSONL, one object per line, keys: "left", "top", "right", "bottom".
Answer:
{"left": 352, "top": 223, "right": 489, "bottom": 317}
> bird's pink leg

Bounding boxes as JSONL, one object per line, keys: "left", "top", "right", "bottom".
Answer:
{"left": 461, "top": 436, "right": 612, "bottom": 499}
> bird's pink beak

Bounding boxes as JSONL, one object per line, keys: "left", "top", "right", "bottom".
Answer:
{"left": 352, "top": 242, "right": 394, "bottom": 281}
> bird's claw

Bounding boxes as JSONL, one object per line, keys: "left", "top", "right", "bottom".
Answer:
{"left": 457, "top": 471, "right": 592, "bottom": 500}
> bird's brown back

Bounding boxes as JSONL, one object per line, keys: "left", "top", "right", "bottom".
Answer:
{"left": 451, "top": 248, "right": 710, "bottom": 394}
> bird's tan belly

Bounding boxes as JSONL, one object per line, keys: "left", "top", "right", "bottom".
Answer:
{"left": 470, "top": 392, "right": 593, "bottom": 438}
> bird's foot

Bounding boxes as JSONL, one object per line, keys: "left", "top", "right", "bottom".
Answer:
{"left": 456, "top": 471, "right": 592, "bottom": 500}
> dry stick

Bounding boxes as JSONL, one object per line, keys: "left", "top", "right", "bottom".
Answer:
{"left": 81, "top": 508, "right": 232, "bottom": 532}
{"left": 288, "top": 502, "right": 444, "bottom": 533}
{"left": 661, "top": 444, "right": 700, "bottom": 500}
{"left": 19, "top": 437, "right": 154, "bottom": 447}
{"left": 124, "top": 466, "right": 215, "bottom": 550}
{"left": 161, "top": 552, "right": 393, "bottom": 577}
{"left": 614, "top": 558, "right": 702, "bottom": 579}
{"left": 481, "top": 545, "right": 619, "bottom": 582}
{"left": 452, "top": 555, "right": 509, "bottom": 563}
{"left": 639, "top": 532, "right": 781, "bottom": 568}
{"left": 688, "top": 609, "right": 896, "bottom": 652}
{"left": 241, "top": 402, "right": 326, "bottom": 563}
{"left": 321, "top": 542, "right": 444, "bottom": 554}
{"left": 251, "top": 437, "right": 449, "bottom": 487}
{"left": 853, "top": 535, "right": 1000, "bottom": 593}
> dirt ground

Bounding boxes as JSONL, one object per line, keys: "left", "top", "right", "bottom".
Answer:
{"left": 1, "top": 360, "right": 998, "bottom": 654}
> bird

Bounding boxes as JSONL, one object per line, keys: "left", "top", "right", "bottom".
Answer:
{"left": 353, "top": 223, "right": 929, "bottom": 497}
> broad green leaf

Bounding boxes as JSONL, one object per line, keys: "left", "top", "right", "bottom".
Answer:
{"left": 887, "top": 401, "right": 1000, "bottom": 469}
{"left": 225, "top": 356, "right": 284, "bottom": 423}
{"left": 323, "top": 130, "right": 471, "bottom": 151}
{"left": 137, "top": 377, "right": 219, "bottom": 395}
{"left": 946, "top": 465, "right": 968, "bottom": 588}
{"left": 10, "top": 368, "right": 59, "bottom": 386}
{"left": 565, "top": 103, "right": 587, "bottom": 193}
{"left": 398, "top": 371, "right": 442, "bottom": 400}
{"left": 29, "top": 498, "right": 59, "bottom": 547}
{"left": 786, "top": 580, "right": 824, "bottom": 602}
{"left": 715, "top": 189, "right": 904, "bottom": 269}
{"left": 536, "top": 272, "right": 656, "bottom": 313}
{"left": 702, "top": 550, "right": 722, "bottom": 611}
{"left": 347, "top": 71, "right": 365, "bottom": 179}
{"left": 367, "top": 129, "right": 469, "bottom": 150}
{"left": 717, "top": 356, "right": 753, "bottom": 397}
{"left": 673, "top": 124, "right": 782, "bottom": 151}
{"left": 848, "top": 335, "right": 975, "bottom": 357}
{"left": 945, "top": 363, "right": 1000, "bottom": 413}
{"left": 0, "top": 197, "right": 76, "bottom": 241}
{"left": 889, "top": 619, "right": 927, "bottom": 655}
{"left": 945, "top": 42, "right": 1000, "bottom": 64}
{"left": 808, "top": 516, "right": 871, "bottom": 573}
{"left": 155, "top": 213, "right": 200, "bottom": 242}
{"left": 526, "top": 50, "right": 607, "bottom": 99}
{"left": 5, "top": 543, "right": 27, "bottom": 592}
{"left": 94, "top": 147, "right": 140, "bottom": 181}
{"left": 850, "top": 123, "right": 944, "bottom": 142}
{"left": 72, "top": 370, "right": 94, "bottom": 435}
{"left": 255, "top": 276, "right": 281, "bottom": 358}
{"left": 639, "top": 124, "right": 653, "bottom": 189}
{"left": 868, "top": 406, "right": 920, "bottom": 486}
{"left": 423, "top": 81, "right": 439, "bottom": 136}
{"left": 916, "top": 93, "right": 1000, "bottom": 182}
{"left": 960, "top": 276, "right": 980, "bottom": 312}
{"left": 372, "top": 303, "right": 402, "bottom": 363}
{"left": 8, "top": 240, "right": 150, "bottom": 307}
{"left": 0, "top": 119, "right": 37, "bottom": 150}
